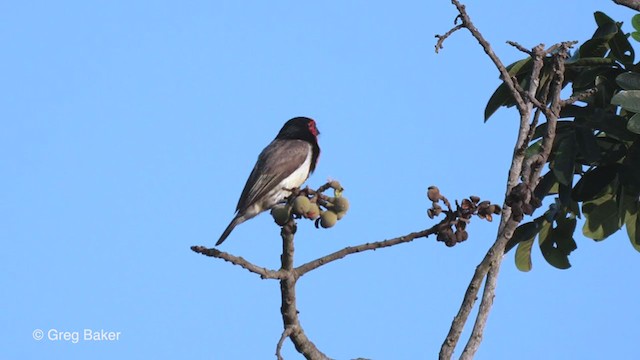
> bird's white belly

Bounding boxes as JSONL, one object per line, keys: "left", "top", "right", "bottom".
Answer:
{"left": 279, "top": 146, "right": 312, "bottom": 191}
{"left": 247, "top": 145, "right": 313, "bottom": 215}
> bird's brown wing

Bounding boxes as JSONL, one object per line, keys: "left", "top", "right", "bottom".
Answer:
{"left": 235, "top": 139, "right": 310, "bottom": 213}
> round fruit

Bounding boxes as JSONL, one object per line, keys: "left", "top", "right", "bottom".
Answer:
{"left": 305, "top": 203, "right": 321, "bottom": 220}
{"left": 320, "top": 210, "right": 338, "bottom": 228}
{"left": 332, "top": 197, "right": 350, "bottom": 213}
{"left": 336, "top": 211, "right": 346, "bottom": 220}
{"left": 292, "top": 196, "right": 311, "bottom": 215}
{"left": 427, "top": 186, "right": 441, "bottom": 202}
{"left": 271, "top": 205, "right": 291, "bottom": 226}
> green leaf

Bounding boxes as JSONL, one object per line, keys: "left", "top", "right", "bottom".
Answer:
{"left": 483, "top": 58, "right": 532, "bottom": 122}
{"left": 515, "top": 238, "right": 535, "bottom": 272}
{"left": 578, "top": 21, "right": 618, "bottom": 58}
{"left": 627, "top": 113, "right": 640, "bottom": 134}
{"left": 552, "top": 135, "right": 578, "bottom": 186}
{"left": 532, "top": 121, "right": 574, "bottom": 141}
{"left": 633, "top": 14, "right": 640, "bottom": 31}
{"left": 565, "top": 57, "right": 616, "bottom": 67}
{"left": 611, "top": 90, "right": 640, "bottom": 113}
{"left": 621, "top": 140, "right": 640, "bottom": 196}
{"left": 582, "top": 193, "right": 622, "bottom": 240}
{"left": 609, "top": 24, "right": 635, "bottom": 66}
{"left": 506, "top": 220, "right": 541, "bottom": 254}
{"left": 575, "top": 126, "right": 602, "bottom": 165}
{"left": 539, "top": 217, "right": 575, "bottom": 270}
{"left": 534, "top": 171, "right": 557, "bottom": 200}
{"left": 615, "top": 72, "right": 640, "bottom": 90}
{"left": 506, "top": 57, "right": 533, "bottom": 76}
{"left": 625, "top": 203, "right": 640, "bottom": 251}
{"left": 594, "top": 11, "right": 616, "bottom": 27}
{"left": 484, "top": 82, "right": 512, "bottom": 122}
{"left": 525, "top": 140, "right": 542, "bottom": 158}
{"left": 553, "top": 216, "right": 578, "bottom": 254}
{"left": 632, "top": 32, "right": 640, "bottom": 43}
{"left": 571, "top": 164, "right": 619, "bottom": 201}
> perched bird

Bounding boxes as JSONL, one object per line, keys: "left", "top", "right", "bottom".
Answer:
{"left": 216, "top": 117, "right": 321, "bottom": 246}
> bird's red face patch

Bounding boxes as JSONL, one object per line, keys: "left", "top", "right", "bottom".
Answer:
{"left": 307, "top": 120, "right": 319, "bottom": 136}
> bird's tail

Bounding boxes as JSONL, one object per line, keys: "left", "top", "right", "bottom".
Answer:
{"left": 216, "top": 216, "right": 244, "bottom": 246}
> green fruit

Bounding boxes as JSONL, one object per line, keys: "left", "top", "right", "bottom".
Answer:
{"left": 305, "top": 203, "right": 321, "bottom": 220}
{"left": 332, "top": 197, "right": 350, "bottom": 213}
{"left": 292, "top": 196, "right": 311, "bottom": 215}
{"left": 320, "top": 210, "right": 338, "bottom": 228}
{"left": 336, "top": 211, "right": 347, "bottom": 220}
{"left": 271, "top": 205, "right": 291, "bottom": 226}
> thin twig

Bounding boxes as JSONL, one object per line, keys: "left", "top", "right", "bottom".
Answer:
{"left": 276, "top": 327, "right": 294, "bottom": 360}
{"left": 435, "top": 24, "right": 464, "bottom": 53}
{"left": 560, "top": 88, "right": 597, "bottom": 107}
{"left": 448, "top": 0, "right": 527, "bottom": 114}
{"left": 296, "top": 224, "right": 442, "bottom": 277}
{"left": 190, "top": 246, "right": 283, "bottom": 279}
{"left": 506, "top": 41, "right": 532, "bottom": 55}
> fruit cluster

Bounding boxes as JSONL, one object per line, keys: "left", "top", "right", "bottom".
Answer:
{"left": 427, "top": 186, "right": 501, "bottom": 247}
{"left": 270, "top": 181, "right": 349, "bottom": 229}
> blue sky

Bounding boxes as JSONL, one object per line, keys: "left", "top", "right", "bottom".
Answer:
{"left": 2, "top": 1, "right": 638, "bottom": 359}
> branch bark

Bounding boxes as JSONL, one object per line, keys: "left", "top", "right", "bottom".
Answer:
{"left": 435, "top": 2, "right": 575, "bottom": 359}
{"left": 278, "top": 222, "right": 329, "bottom": 360}
{"left": 612, "top": 0, "right": 640, "bottom": 11}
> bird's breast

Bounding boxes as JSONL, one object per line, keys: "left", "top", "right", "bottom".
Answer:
{"left": 279, "top": 144, "right": 312, "bottom": 190}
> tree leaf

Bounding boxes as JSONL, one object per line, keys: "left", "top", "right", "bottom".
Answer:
{"left": 515, "top": 238, "right": 535, "bottom": 272}
{"left": 633, "top": 14, "right": 640, "bottom": 31}
{"left": 571, "top": 164, "right": 619, "bottom": 201}
{"left": 609, "top": 24, "right": 635, "bottom": 67}
{"left": 620, "top": 140, "right": 640, "bottom": 196}
{"left": 594, "top": 11, "right": 616, "bottom": 28}
{"left": 553, "top": 216, "right": 578, "bottom": 254}
{"left": 525, "top": 140, "right": 542, "bottom": 158}
{"left": 539, "top": 218, "right": 574, "bottom": 269}
{"left": 552, "top": 135, "right": 578, "bottom": 186}
{"left": 578, "top": 20, "right": 617, "bottom": 58}
{"left": 506, "top": 220, "right": 541, "bottom": 254}
{"left": 627, "top": 113, "right": 640, "bottom": 134}
{"left": 615, "top": 72, "right": 640, "bottom": 90}
{"left": 624, "top": 199, "right": 640, "bottom": 251}
{"left": 582, "top": 193, "right": 622, "bottom": 240}
{"left": 484, "top": 82, "right": 512, "bottom": 122}
{"left": 611, "top": 90, "right": 640, "bottom": 113}
{"left": 565, "top": 57, "right": 616, "bottom": 67}
{"left": 534, "top": 171, "right": 557, "bottom": 200}
{"left": 575, "top": 126, "right": 602, "bottom": 165}
{"left": 532, "top": 121, "right": 574, "bottom": 141}
{"left": 483, "top": 58, "right": 533, "bottom": 122}
{"left": 633, "top": 32, "right": 640, "bottom": 43}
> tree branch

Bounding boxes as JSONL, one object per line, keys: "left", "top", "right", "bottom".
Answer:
{"left": 613, "top": 0, "right": 640, "bottom": 11}
{"left": 278, "top": 221, "right": 329, "bottom": 360}
{"left": 436, "top": 0, "right": 527, "bottom": 114}
{"left": 276, "top": 327, "right": 293, "bottom": 360}
{"left": 295, "top": 224, "right": 442, "bottom": 277}
{"left": 190, "top": 246, "right": 284, "bottom": 279}
{"left": 436, "top": 2, "right": 577, "bottom": 358}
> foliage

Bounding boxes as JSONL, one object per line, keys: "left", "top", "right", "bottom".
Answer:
{"left": 488, "top": 12, "right": 640, "bottom": 270}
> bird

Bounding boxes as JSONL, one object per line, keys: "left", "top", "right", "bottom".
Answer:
{"left": 216, "top": 117, "right": 321, "bottom": 246}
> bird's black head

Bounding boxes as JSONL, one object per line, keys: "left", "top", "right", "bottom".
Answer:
{"left": 276, "top": 116, "right": 320, "bottom": 141}
{"left": 276, "top": 116, "right": 321, "bottom": 172}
